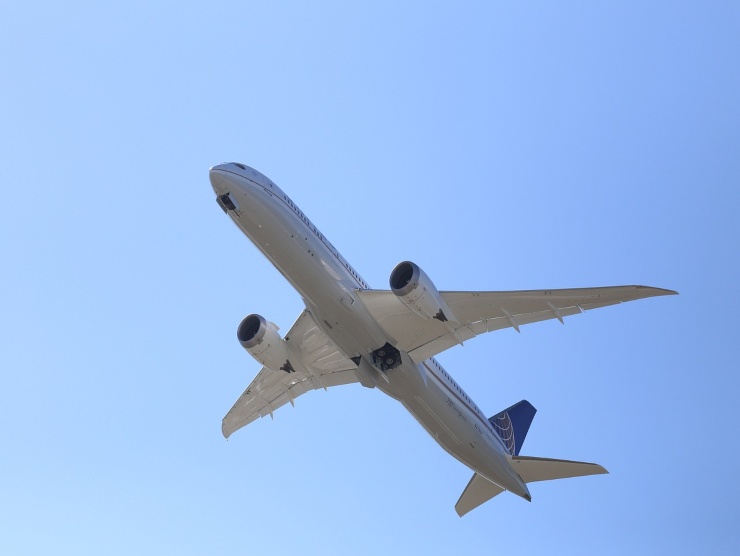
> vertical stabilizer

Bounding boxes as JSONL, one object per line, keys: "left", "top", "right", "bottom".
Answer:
{"left": 489, "top": 400, "right": 536, "bottom": 456}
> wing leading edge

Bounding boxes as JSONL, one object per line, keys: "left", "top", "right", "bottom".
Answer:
{"left": 357, "top": 285, "right": 677, "bottom": 363}
{"left": 222, "top": 310, "right": 359, "bottom": 438}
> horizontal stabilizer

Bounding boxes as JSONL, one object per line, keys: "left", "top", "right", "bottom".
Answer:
{"left": 455, "top": 457, "right": 607, "bottom": 516}
{"left": 511, "top": 456, "right": 608, "bottom": 483}
{"left": 455, "top": 473, "right": 505, "bottom": 517}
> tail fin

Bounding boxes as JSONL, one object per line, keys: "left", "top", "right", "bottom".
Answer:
{"left": 489, "top": 400, "right": 536, "bottom": 456}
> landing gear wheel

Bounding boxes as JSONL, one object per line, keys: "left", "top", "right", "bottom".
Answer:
{"left": 372, "top": 342, "right": 401, "bottom": 372}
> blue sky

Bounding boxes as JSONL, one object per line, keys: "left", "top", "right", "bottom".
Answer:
{"left": 1, "top": 2, "right": 738, "bottom": 554}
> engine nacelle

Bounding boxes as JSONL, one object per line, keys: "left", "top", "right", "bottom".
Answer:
{"left": 389, "top": 261, "right": 458, "bottom": 324}
{"left": 237, "top": 314, "right": 296, "bottom": 373}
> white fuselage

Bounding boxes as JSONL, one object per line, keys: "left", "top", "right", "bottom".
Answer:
{"left": 210, "top": 163, "right": 530, "bottom": 500}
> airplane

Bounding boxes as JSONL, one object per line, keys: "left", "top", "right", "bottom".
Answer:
{"left": 209, "top": 162, "right": 676, "bottom": 516}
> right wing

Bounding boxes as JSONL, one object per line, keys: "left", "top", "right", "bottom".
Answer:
{"left": 357, "top": 285, "right": 677, "bottom": 363}
{"left": 222, "top": 310, "right": 358, "bottom": 438}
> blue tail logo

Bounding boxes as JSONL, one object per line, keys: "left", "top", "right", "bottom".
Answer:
{"left": 489, "top": 400, "right": 537, "bottom": 456}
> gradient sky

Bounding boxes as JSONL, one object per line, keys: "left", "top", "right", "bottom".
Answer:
{"left": 2, "top": 2, "right": 738, "bottom": 554}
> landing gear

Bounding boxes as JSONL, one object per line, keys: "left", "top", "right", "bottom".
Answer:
{"left": 372, "top": 342, "right": 401, "bottom": 372}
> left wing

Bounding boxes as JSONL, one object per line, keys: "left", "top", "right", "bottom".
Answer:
{"left": 222, "top": 310, "right": 358, "bottom": 438}
{"left": 357, "top": 285, "right": 677, "bottom": 363}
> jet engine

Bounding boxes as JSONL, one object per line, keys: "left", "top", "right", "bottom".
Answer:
{"left": 389, "top": 261, "right": 458, "bottom": 323}
{"left": 237, "top": 314, "right": 296, "bottom": 373}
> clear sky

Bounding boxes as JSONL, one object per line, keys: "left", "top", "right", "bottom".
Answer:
{"left": 1, "top": 2, "right": 738, "bottom": 554}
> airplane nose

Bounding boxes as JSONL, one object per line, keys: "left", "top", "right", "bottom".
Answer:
{"left": 209, "top": 166, "right": 227, "bottom": 189}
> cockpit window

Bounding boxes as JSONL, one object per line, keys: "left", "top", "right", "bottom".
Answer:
{"left": 234, "top": 163, "right": 246, "bottom": 170}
